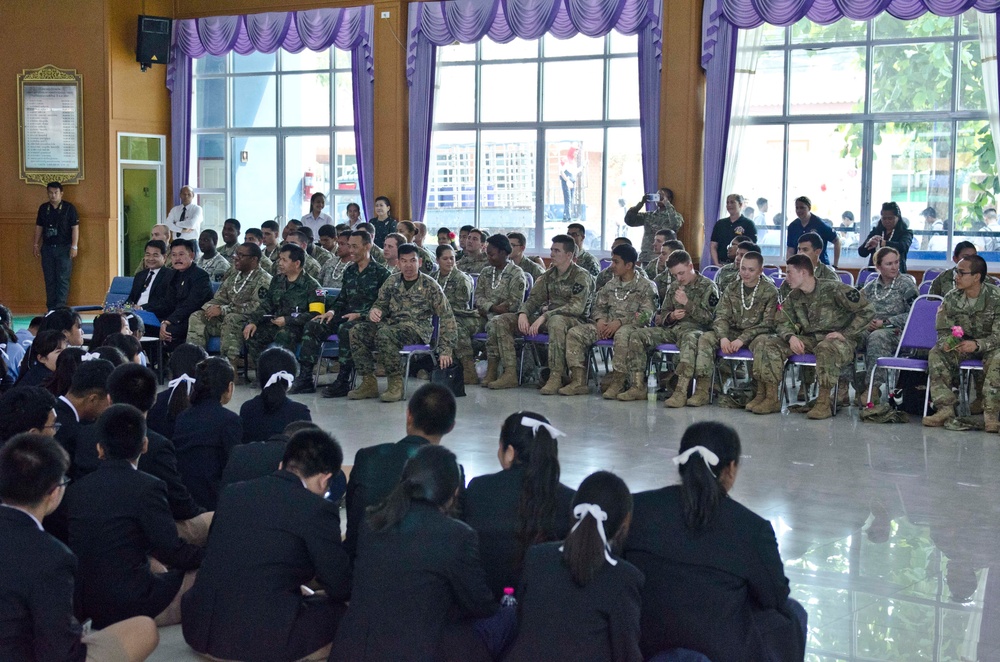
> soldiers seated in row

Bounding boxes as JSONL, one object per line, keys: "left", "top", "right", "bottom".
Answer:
{"left": 398, "top": 220, "right": 437, "bottom": 274}
{"left": 217, "top": 218, "right": 241, "bottom": 262}
{"left": 348, "top": 243, "right": 457, "bottom": 403}
{"left": 434, "top": 245, "right": 478, "bottom": 384}
{"left": 567, "top": 223, "right": 600, "bottom": 277}
{"left": 317, "top": 228, "right": 352, "bottom": 289}
{"left": 196, "top": 230, "right": 232, "bottom": 283}
{"left": 456, "top": 228, "right": 489, "bottom": 274}
{"left": 643, "top": 229, "right": 676, "bottom": 280}
{"left": 242, "top": 228, "right": 273, "bottom": 272}
{"left": 477, "top": 234, "right": 528, "bottom": 384}
{"left": 653, "top": 240, "right": 686, "bottom": 304}
{"left": 507, "top": 231, "right": 545, "bottom": 280}
{"left": 714, "top": 237, "right": 756, "bottom": 294}
{"left": 929, "top": 241, "right": 977, "bottom": 297}
{"left": 595, "top": 237, "right": 635, "bottom": 290}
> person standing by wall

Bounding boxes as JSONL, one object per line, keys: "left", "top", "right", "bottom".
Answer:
{"left": 33, "top": 182, "right": 79, "bottom": 310}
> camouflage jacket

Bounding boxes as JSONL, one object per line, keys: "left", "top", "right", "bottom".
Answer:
{"left": 331, "top": 260, "right": 391, "bottom": 317}
{"left": 574, "top": 248, "right": 601, "bottom": 277}
{"left": 270, "top": 253, "right": 321, "bottom": 281}
{"left": 653, "top": 270, "right": 675, "bottom": 305}
{"left": 416, "top": 244, "right": 438, "bottom": 274}
{"left": 373, "top": 272, "right": 457, "bottom": 355}
{"left": 457, "top": 251, "right": 489, "bottom": 274}
{"left": 511, "top": 255, "right": 545, "bottom": 280}
{"left": 714, "top": 263, "right": 739, "bottom": 295}
{"left": 778, "top": 279, "right": 874, "bottom": 343}
{"left": 644, "top": 258, "right": 670, "bottom": 282}
{"left": 861, "top": 275, "right": 918, "bottom": 329}
{"left": 778, "top": 262, "right": 839, "bottom": 302}
{"left": 518, "top": 263, "right": 594, "bottom": 323}
{"left": 936, "top": 282, "right": 1000, "bottom": 352}
{"left": 202, "top": 267, "right": 272, "bottom": 317}
{"left": 712, "top": 277, "right": 778, "bottom": 344}
{"left": 435, "top": 268, "right": 477, "bottom": 319}
{"left": 596, "top": 265, "right": 648, "bottom": 291}
{"left": 475, "top": 261, "right": 526, "bottom": 319}
{"left": 217, "top": 242, "right": 239, "bottom": 261}
{"left": 370, "top": 243, "right": 386, "bottom": 265}
{"left": 196, "top": 253, "right": 232, "bottom": 283}
{"left": 249, "top": 273, "right": 325, "bottom": 327}
{"left": 624, "top": 200, "right": 685, "bottom": 263}
{"left": 319, "top": 256, "right": 350, "bottom": 289}
{"left": 929, "top": 267, "right": 957, "bottom": 297}
{"left": 310, "top": 245, "right": 333, "bottom": 267}
{"left": 657, "top": 273, "right": 719, "bottom": 333}
{"left": 592, "top": 275, "right": 658, "bottom": 327}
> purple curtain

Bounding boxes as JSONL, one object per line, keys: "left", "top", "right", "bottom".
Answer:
{"left": 405, "top": 0, "right": 663, "bottom": 222}
{"left": 700, "top": 18, "right": 737, "bottom": 267}
{"left": 167, "top": 7, "right": 376, "bottom": 218}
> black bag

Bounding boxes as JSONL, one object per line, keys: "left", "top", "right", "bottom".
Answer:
{"left": 889, "top": 370, "right": 932, "bottom": 415}
{"left": 431, "top": 359, "right": 465, "bottom": 397}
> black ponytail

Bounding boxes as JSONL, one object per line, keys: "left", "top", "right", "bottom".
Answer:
{"left": 561, "top": 471, "right": 632, "bottom": 587}
{"left": 368, "top": 445, "right": 461, "bottom": 532}
{"left": 257, "top": 347, "right": 298, "bottom": 412}
{"left": 190, "top": 357, "right": 234, "bottom": 406}
{"left": 676, "top": 421, "right": 741, "bottom": 532}
{"left": 166, "top": 343, "right": 208, "bottom": 421}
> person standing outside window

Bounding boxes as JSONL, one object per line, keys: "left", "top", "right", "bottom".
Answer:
{"left": 164, "top": 185, "right": 203, "bottom": 238}
{"left": 34, "top": 182, "right": 79, "bottom": 311}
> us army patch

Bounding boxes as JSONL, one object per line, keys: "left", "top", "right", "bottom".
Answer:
{"left": 845, "top": 288, "right": 861, "bottom": 303}
{"left": 572, "top": 283, "right": 584, "bottom": 294}
{"left": 258, "top": 287, "right": 268, "bottom": 298}
{"left": 709, "top": 292, "right": 719, "bottom": 307}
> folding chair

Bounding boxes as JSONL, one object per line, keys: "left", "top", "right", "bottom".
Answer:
{"left": 599, "top": 258, "right": 612, "bottom": 271}
{"left": 762, "top": 265, "right": 783, "bottom": 279}
{"left": 836, "top": 270, "right": 855, "bottom": 287}
{"left": 772, "top": 276, "right": 784, "bottom": 290}
{"left": 649, "top": 343, "right": 698, "bottom": 397}
{"left": 921, "top": 267, "right": 945, "bottom": 283}
{"left": 400, "top": 316, "right": 439, "bottom": 398}
{"left": 710, "top": 347, "right": 755, "bottom": 403}
{"left": 72, "top": 276, "right": 134, "bottom": 314}
{"left": 960, "top": 359, "right": 984, "bottom": 416}
{"left": 856, "top": 267, "right": 878, "bottom": 288}
{"left": 780, "top": 353, "right": 843, "bottom": 413}
{"left": 918, "top": 280, "right": 933, "bottom": 295}
{"left": 701, "top": 265, "right": 721, "bottom": 281}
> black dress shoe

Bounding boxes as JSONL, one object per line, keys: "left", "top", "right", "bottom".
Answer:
{"left": 288, "top": 375, "right": 316, "bottom": 395}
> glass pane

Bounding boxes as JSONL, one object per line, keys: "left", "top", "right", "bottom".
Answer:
{"left": 284, "top": 135, "right": 330, "bottom": 222}
{"left": 194, "top": 54, "right": 226, "bottom": 75}
{"left": 961, "top": 8, "right": 980, "bottom": 35}
{"left": 481, "top": 63, "right": 537, "bottom": 122}
{"left": 608, "top": 57, "right": 640, "bottom": 120}
{"left": 874, "top": 12, "right": 955, "bottom": 39}
{"left": 760, "top": 24, "right": 786, "bottom": 46}
{"left": 334, "top": 131, "right": 358, "bottom": 193}
{"left": 334, "top": 47, "right": 352, "bottom": 70}
{"left": 426, "top": 130, "right": 477, "bottom": 234}
{"left": 790, "top": 18, "right": 867, "bottom": 43}
{"left": 606, "top": 127, "right": 644, "bottom": 249}
{"left": 870, "top": 43, "right": 953, "bottom": 113}
{"left": 481, "top": 130, "right": 537, "bottom": 245}
{"left": 334, "top": 72, "right": 354, "bottom": 126}
{"left": 789, "top": 48, "right": 865, "bottom": 115}
{"left": 193, "top": 79, "right": 226, "bottom": 128}
{"left": 435, "top": 65, "right": 475, "bottom": 124}
{"left": 545, "top": 129, "right": 604, "bottom": 248}
{"left": 747, "top": 50, "right": 784, "bottom": 116}
{"left": 232, "top": 75, "right": 277, "bottom": 127}
{"left": 191, "top": 134, "right": 225, "bottom": 189}
{"left": 233, "top": 51, "right": 276, "bottom": 73}
{"left": 196, "top": 192, "right": 226, "bottom": 235}
{"left": 542, "top": 60, "right": 603, "bottom": 121}
{"left": 330, "top": 192, "right": 362, "bottom": 223}
{"left": 281, "top": 48, "right": 329, "bottom": 71}
{"left": 120, "top": 136, "right": 161, "bottom": 162}
{"left": 728, "top": 124, "right": 785, "bottom": 259}
{"left": 481, "top": 37, "right": 538, "bottom": 60}
{"left": 440, "top": 42, "right": 476, "bottom": 62}
{"left": 609, "top": 30, "right": 637, "bottom": 54}
{"left": 281, "top": 73, "right": 330, "bottom": 127}
{"left": 955, "top": 120, "right": 995, "bottom": 258}
{"left": 544, "top": 33, "right": 604, "bottom": 58}
{"left": 232, "top": 135, "right": 278, "bottom": 224}
{"left": 959, "top": 40, "right": 986, "bottom": 111}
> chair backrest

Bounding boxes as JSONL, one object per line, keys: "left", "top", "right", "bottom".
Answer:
{"left": 430, "top": 315, "right": 440, "bottom": 345}
{"left": 772, "top": 276, "right": 784, "bottom": 290}
{"left": 918, "top": 280, "right": 933, "bottom": 295}
{"left": 896, "top": 294, "right": 943, "bottom": 354}
{"left": 856, "top": 268, "right": 878, "bottom": 288}
{"left": 523, "top": 273, "right": 534, "bottom": 301}
{"left": 599, "top": 258, "right": 612, "bottom": 270}
{"left": 762, "top": 264, "right": 782, "bottom": 278}
{"left": 211, "top": 281, "right": 222, "bottom": 294}
{"left": 836, "top": 270, "right": 854, "bottom": 286}
{"left": 104, "top": 276, "right": 135, "bottom": 308}
{"left": 921, "top": 267, "right": 945, "bottom": 283}
{"left": 701, "top": 265, "right": 721, "bottom": 280}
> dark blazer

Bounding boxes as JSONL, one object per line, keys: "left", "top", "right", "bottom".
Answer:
{"left": 330, "top": 502, "right": 497, "bottom": 661}
{"left": 182, "top": 471, "right": 351, "bottom": 662}
{"left": 53, "top": 397, "right": 85, "bottom": 476}
{"left": 623, "top": 485, "right": 802, "bottom": 662}
{"left": 126, "top": 267, "right": 173, "bottom": 317}
{"left": 462, "top": 465, "right": 575, "bottom": 599}
{"left": 0, "top": 507, "right": 87, "bottom": 662}
{"left": 65, "top": 459, "right": 204, "bottom": 628}
{"left": 172, "top": 400, "right": 243, "bottom": 511}
{"left": 858, "top": 219, "right": 913, "bottom": 272}
{"left": 238, "top": 395, "right": 311, "bottom": 443}
{"left": 146, "top": 388, "right": 176, "bottom": 440}
{"left": 15, "top": 363, "right": 52, "bottom": 388}
{"left": 506, "top": 542, "right": 644, "bottom": 662}
{"left": 162, "top": 265, "right": 213, "bottom": 328}
{"left": 220, "top": 439, "right": 287, "bottom": 488}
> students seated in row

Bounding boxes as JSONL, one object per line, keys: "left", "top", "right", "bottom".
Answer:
{"left": 52, "top": 359, "right": 115, "bottom": 476}
{"left": 14, "top": 329, "right": 66, "bottom": 388}
{"left": 239, "top": 346, "right": 311, "bottom": 443}
{"left": 0, "top": 386, "right": 58, "bottom": 444}
{"left": 462, "top": 411, "right": 575, "bottom": 599}
{"left": 146, "top": 343, "right": 208, "bottom": 440}
{"left": 183, "top": 428, "right": 350, "bottom": 662}
{"left": 0, "top": 433, "right": 159, "bottom": 662}
{"left": 40, "top": 307, "right": 85, "bottom": 348}
{"left": 45, "top": 346, "right": 87, "bottom": 397}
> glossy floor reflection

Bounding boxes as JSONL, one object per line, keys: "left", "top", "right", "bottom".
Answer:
{"left": 151, "top": 379, "right": 1000, "bottom": 662}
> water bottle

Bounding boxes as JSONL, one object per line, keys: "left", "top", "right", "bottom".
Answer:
{"left": 501, "top": 587, "right": 517, "bottom": 608}
{"left": 647, "top": 369, "right": 658, "bottom": 404}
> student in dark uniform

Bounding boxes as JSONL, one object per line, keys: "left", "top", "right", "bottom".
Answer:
{"left": 624, "top": 422, "right": 807, "bottom": 662}
{"left": 462, "top": 411, "right": 575, "bottom": 599}
{"left": 0, "top": 386, "right": 57, "bottom": 445}
{"left": 505, "top": 471, "right": 643, "bottom": 662}
{"left": 331, "top": 445, "right": 498, "bottom": 662}
{"left": 51, "top": 359, "right": 114, "bottom": 474}
{"left": 146, "top": 343, "right": 207, "bottom": 440}
{"left": 13, "top": 330, "right": 65, "bottom": 388}
{"left": 239, "top": 347, "right": 311, "bottom": 443}
{"left": 172, "top": 357, "right": 241, "bottom": 511}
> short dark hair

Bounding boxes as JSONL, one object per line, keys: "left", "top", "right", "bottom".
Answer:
{"left": 282, "top": 429, "right": 343, "bottom": 478}
{"left": 732, "top": 235, "right": 753, "bottom": 246}
{"left": 506, "top": 231, "right": 527, "bottom": 246}
{"left": 567, "top": 223, "right": 586, "bottom": 236}
{"left": 358, "top": 222, "right": 375, "bottom": 233}
{"left": 298, "top": 227, "right": 315, "bottom": 242}
{"left": 664, "top": 239, "right": 685, "bottom": 252}
{"left": 742, "top": 243, "right": 761, "bottom": 254}
{"left": 106, "top": 364, "right": 158, "bottom": 413}
{"left": 68, "top": 359, "right": 114, "bottom": 398}
{"left": 261, "top": 220, "right": 279, "bottom": 233}
{"left": 224, "top": 218, "right": 241, "bottom": 231}
{"left": 279, "top": 244, "right": 306, "bottom": 268}
{"left": 786, "top": 253, "right": 814, "bottom": 273}
{"left": 170, "top": 238, "right": 197, "bottom": 255}
{"left": 486, "top": 233, "right": 512, "bottom": 255}
{"left": 351, "top": 230, "right": 373, "bottom": 245}
{"left": 346, "top": 202, "right": 361, "bottom": 213}
{"left": 289, "top": 230, "right": 309, "bottom": 246}
{"left": 375, "top": 195, "right": 391, "bottom": 208}
{"left": 953, "top": 241, "right": 977, "bottom": 259}
{"left": 659, "top": 187, "right": 674, "bottom": 203}
{"left": 239, "top": 242, "right": 262, "bottom": 260}
{"left": 47, "top": 182, "right": 64, "bottom": 191}
{"left": 467, "top": 228, "right": 486, "bottom": 243}
{"left": 666, "top": 250, "right": 692, "bottom": 269}
{"left": 245, "top": 228, "right": 263, "bottom": 241}
{"left": 0, "top": 387, "right": 56, "bottom": 442}
{"left": 318, "top": 224, "right": 337, "bottom": 239}
{"left": 459, "top": 225, "right": 474, "bottom": 234}
{"left": 742, "top": 251, "right": 764, "bottom": 266}
{"left": 654, "top": 229, "right": 675, "bottom": 240}
{"left": 797, "top": 232, "right": 824, "bottom": 251}
{"left": 397, "top": 243, "right": 419, "bottom": 258}
{"left": 551, "top": 234, "right": 576, "bottom": 255}
{"left": 200, "top": 229, "right": 219, "bottom": 244}
{"left": 286, "top": 219, "right": 303, "bottom": 228}
{"left": 435, "top": 244, "right": 454, "bottom": 259}
{"left": 960, "top": 255, "right": 988, "bottom": 283}
{"left": 408, "top": 383, "right": 456, "bottom": 437}
{"left": 612, "top": 244, "right": 638, "bottom": 266}
{"left": 0, "top": 433, "right": 69, "bottom": 507}
{"left": 96, "top": 404, "right": 147, "bottom": 461}
{"left": 611, "top": 237, "right": 633, "bottom": 247}
{"left": 145, "top": 239, "right": 167, "bottom": 256}
{"left": 384, "top": 232, "right": 406, "bottom": 248}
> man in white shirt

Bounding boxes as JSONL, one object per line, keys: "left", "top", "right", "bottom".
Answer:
{"left": 165, "top": 186, "right": 203, "bottom": 237}
{"left": 300, "top": 193, "right": 334, "bottom": 237}
{"left": 129, "top": 240, "right": 170, "bottom": 310}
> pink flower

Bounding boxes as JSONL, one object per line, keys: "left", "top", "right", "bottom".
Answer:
{"left": 951, "top": 326, "right": 964, "bottom": 338}
{"left": 776, "top": 303, "right": 783, "bottom": 311}
{"left": 866, "top": 402, "right": 875, "bottom": 409}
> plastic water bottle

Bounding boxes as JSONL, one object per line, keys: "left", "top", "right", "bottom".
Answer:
{"left": 647, "top": 369, "right": 658, "bottom": 404}
{"left": 501, "top": 587, "right": 517, "bottom": 608}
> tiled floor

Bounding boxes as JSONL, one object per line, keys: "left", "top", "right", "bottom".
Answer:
{"left": 151, "top": 378, "right": 1000, "bottom": 661}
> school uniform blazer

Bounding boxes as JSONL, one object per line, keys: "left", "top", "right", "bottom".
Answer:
{"left": 623, "top": 485, "right": 800, "bottom": 662}
{"left": 65, "top": 459, "right": 204, "bottom": 628}
{"left": 127, "top": 267, "right": 173, "bottom": 318}
{"left": 0, "top": 507, "right": 87, "bottom": 662}
{"left": 145, "top": 389, "right": 174, "bottom": 439}
{"left": 238, "top": 395, "right": 311, "bottom": 443}
{"left": 53, "top": 398, "right": 85, "bottom": 476}
{"left": 182, "top": 471, "right": 351, "bottom": 661}
{"left": 171, "top": 400, "right": 243, "bottom": 511}
{"left": 330, "top": 502, "right": 497, "bottom": 662}
{"left": 505, "top": 542, "right": 644, "bottom": 662}
{"left": 461, "top": 465, "right": 576, "bottom": 599}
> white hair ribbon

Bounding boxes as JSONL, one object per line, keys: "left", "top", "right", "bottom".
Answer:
{"left": 264, "top": 371, "right": 294, "bottom": 389}
{"left": 168, "top": 373, "right": 196, "bottom": 396}
{"left": 672, "top": 445, "right": 720, "bottom": 472}
{"left": 81, "top": 352, "right": 101, "bottom": 361}
{"left": 561, "top": 503, "right": 618, "bottom": 566}
{"left": 520, "top": 416, "right": 565, "bottom": 439}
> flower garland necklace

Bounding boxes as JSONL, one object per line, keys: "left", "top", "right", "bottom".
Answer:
{"left": 231, "top": 268, "right": 257, "bottom": 296}
{"left": 869, "top": 274, "right": 896, "bottom": 301}
{"left": 740, "top": 276, "right": 761, "bottom": 310}
{"left": 490, "top": 262, "right": 509, "bottom": 290}
{"left": 613, "top": 278, "right": 633, "bottom": 301}
{"left": 437, "top": 268, "right": 453, "bottom": 291}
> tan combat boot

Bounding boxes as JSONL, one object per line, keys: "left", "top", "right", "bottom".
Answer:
{"left": 807, "top": 388, "right": 833, "bottom": 420}
{"left": 664, "top": 377, "right": 690, "bottom": 408}
{"left": 380, "top": 375, "right": 404, "bottom": 402}
{"left": 617, "top": 373, "right": 648, "bottom": 401}
{"left": 922, "top": 405, "right": 955, "bottom": 427}
{"left": 348, "top": 375, "right": 380, "bottom": 400}
{"left": 837, "top": 377, "right": 851, "bottom": 407}
{"left": 970, "top": 396, "right": 985, "bottom": 415}
{"left": 488, "top": 369, "right": 519, "bottom": 390}
{"left": 559, "top": 367, "right": 590, "bottom": 396}
{"left": 462, "top": 359, "right": 479, "bottom": 386}
{"left": 985, "top": 409, "right": 999, "bottom": 433}
{"left": 745, "top": 381, "right": 765, "bottom": 411}
{"left": 540, "top": 369, "right": 563, "bottom": 395}
{"left": 686, "top": 378, "right": 712, "bottom": 407}
{"left": 482, "top": 358, "right": 499, "bottom": 387}
{"left": 602, "top": 371, "right": 628, "bottom": 400}
{"left": 752, "top": 383, "right": 782, "bottom": 414}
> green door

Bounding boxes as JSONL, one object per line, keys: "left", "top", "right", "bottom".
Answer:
{"left": 122, "top": 168, "right": 158, "bottom": 275}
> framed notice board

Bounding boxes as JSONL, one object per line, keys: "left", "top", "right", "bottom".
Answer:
{"left": 18, "top": 64, "right": 84, "bottom": 185}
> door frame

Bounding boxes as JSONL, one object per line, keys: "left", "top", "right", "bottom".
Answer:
{"left": 117, "top": 133, "right": 166, "bottom": 275}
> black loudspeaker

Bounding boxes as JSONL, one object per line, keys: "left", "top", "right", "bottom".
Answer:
{"left": 136, "top": 15, "right": 172, "bottom": 70}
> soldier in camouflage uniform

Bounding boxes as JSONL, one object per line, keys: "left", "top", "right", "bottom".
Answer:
{"left": 923, "top": 255, "right": 1000, "bottom": 431}
{"left": 476, "top": 235, "right": 528, "bottom": 386}
{"left": 434, "top": 245, "right": 479, "bottom": 385}
{"left": 296, "top": 230, "right": 390, "bottom": 397}
{"left": 929, "top": 242, "right": 977, "bottom": 297}
{"left": 643, "top": 229, "right": 675, "bottom": 278}
{"left": 560, "top": 244, "right": 658, "bottom": 397}
{"left": 348, "top": 243, "right": 457, "bottom": 403}
{"left": 196, "top": 230, "right": 232, "bottom": 283}
{"left": 260, "top": 220, "right": 282, "bottom": 264}
{"left": 755, "top": 254, "right": 874, "bottom": 419}
{"left": 486, "top": 235, "right": 594, "bottom": 393}
{"left": 855, "top": 247, "right": 918, "bottom": 405}
{"left": 624, "top": 188, "right": 685, "bottom": 263}
{"left": 317, "top": 230, "right": 353, "bottom": 289}
{"left": 713, "top": 238, "right": 756, "bottom": 295}
{"left": 278, "top": 231, "right": 322, "bottom": 280}
{"left": 618, "top": 251, "right": 719, "bottom": 405}
{"left": 187, "top": 242, "right": 272, "bottom": 374}
{"left": 243, "top": 244, "right": 325, "bottom": 367}
{"left": 595, "top": 238, "right": 637, "bottom": 291}
{"left": 397, "top": 220, "right": 438, "bottom": 274}
{"left": 243, "top": 228, "right": 274, "bottom": 273}
{"left": 217, "top": 219, "right": 241, "bottom": 262}
{"left": 507, "top": 232, "right": 545, "bottom": 281}
{"left": 456, "top": 229, "right": 489, "bottom": 274}
{"left": 567, "top": 223, "right": 601, "bottom": 277}
{"left": 650, "top": 240, "right": 685, "bottom": 306}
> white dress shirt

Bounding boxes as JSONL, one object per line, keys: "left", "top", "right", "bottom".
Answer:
{"left": 137, "top": 268, "right": 160, "bottom": 307}
{"left": 300, "top": 212, "right": 334, "bottom": 237}
{"left": 165, "top": 203, "right": 204, "bottom": 236}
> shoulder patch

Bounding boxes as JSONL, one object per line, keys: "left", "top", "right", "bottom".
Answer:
{"left": 572, "top": 283, "right": 584, "bottom": 295}
{"left": 316, "top": 288, "right": 326, "bottom": 297}
{"left": 709, "top": 292, "right": 720, "bottom": 307}
{"left": 845, "top": 287, "right": 861, "bottom": 303}
{"left": 257, "top": 286, "right": 268, "bottom": 298}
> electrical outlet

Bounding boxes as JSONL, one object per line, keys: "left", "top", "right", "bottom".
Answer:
{"left": 381, "top": 11, "right": 390, "bottom": 18}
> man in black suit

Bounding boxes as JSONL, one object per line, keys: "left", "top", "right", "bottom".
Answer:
{"left": 158, "top": 238, "right": 213, "bottom": 351}
{"left": 65, "top": 404, "right": 204, "bottom": 628}
{"left": 126, "top": 239, "right": 173, "bottom": 316}
{"left": 344, "top": 383, "right": 457, "bottom": 558}
{"left": 0, "top": 386, "right": 58, "bottom": 444}
{"left": 0, "top": 433, "right": 159, "bottom": 662}
{"left": 182, "top": 428, "right": 351, "bottom": 662}
{"left": 53, "top": 359, "right": 114, "bottom": 475}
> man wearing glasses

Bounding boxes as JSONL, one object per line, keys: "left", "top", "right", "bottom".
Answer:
{"left": 506, "top": 232, "right": 545, "bottom": 280}
{"left": 187, "top": 242, "right": 272, "bottom": 380}
{"left": 924, "top": 254, "right": 1000, "bottom": 431}
{"left": 567, "top": 223, "right": 601, "bottom": 277}
{"left": 0, "top": 386, "right": 59, "bottom": 444}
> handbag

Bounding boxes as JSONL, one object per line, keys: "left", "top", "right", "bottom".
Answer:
{"left": 431, "top": 359, "right": 465, "bottom": 397}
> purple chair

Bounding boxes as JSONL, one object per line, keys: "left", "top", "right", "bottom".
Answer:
{"left": 960, "top": 358, "right": 984, "bottom": 415}
{"left": 865, "top": 294, "right": 942, "bottom": 415}
{"left": 400, "top": 316, "right": 439, "bottom": 398}
{"left": 711, "top": 347, "right": 755, "bottom": 403}
{"left": 856, "top": 268, "right": 878, "bottom": 288}
{"left": 836, "top": 270, "right": 855, "bottom": 287}
{"left": 652, "top": 342, "right": 701, "bottom": 396}
{"left": 701, "top": 265, "right": 721, "bottom": 281}
{"left": 921, "top": 267, "right": 945, "bottom": 283}
{"left": 772, "top": 276, "right": 784, "bottom": 290}
{"left": 521, "top": 333, "right": 550, "bottom": 384}
{"left": 763, "top": 265, "right": 783, "bottom": 279}
{"left": 599, "top": 258, "right": 612, "bottom": 270}
{"left": 918, "top": 280, "right": 933, "bottom": 295}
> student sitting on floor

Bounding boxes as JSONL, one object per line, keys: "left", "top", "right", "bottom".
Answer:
{"left": 240, "top": 346, "right": 311, "bottom": 443}
{"left": 101, "top": 332, "right": 144, "bottom": 365}
{"left": 146, "top": 343, "right": 207, "bottom": 440}
{"left": 14, "top": 329, "right": 65, "bottom": 388}
{"left": 43, "top": 346, "right": 86, "bottom": 397}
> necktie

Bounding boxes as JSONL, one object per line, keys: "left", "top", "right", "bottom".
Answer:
{"left": 141, "top": 270, "right": 154, "bottom": 293}
{"left": 179, "top": 206, "right": 187, "bottom": 226}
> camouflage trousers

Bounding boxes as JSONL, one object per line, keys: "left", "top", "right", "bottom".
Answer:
{"left": 247, "top": 321, "right": 306, "bottom": 364}
{"left": 350, "top": 321, "right": 426, "bottom": 377}
{"left": 187, "top": 311, "right": 251, "bottom": 360}
{"left": 624, "top": 326, "right": 703, "bottom": 378}
{"left": 299, "top": 316, "right": 363, "bottom": 368}
{"left": 564, "top": 323, "right": 643, "bottom": 370}
{"left": 695, "top": 331, "right": 766, "bottom": 379}
{"left": 486, "top": 313, "right": 584, "bottom": 374}
{"left": 755, "top": 334, "right": 855, "bottom": 389}
{"left": 928, "top": 347, "right": 1000, "bottom": 409}
{"left": 854, "top": 327, "right": 902, "bottom": 394}
{"left": 455, "top": 315, "right": 483, "bottom": 364}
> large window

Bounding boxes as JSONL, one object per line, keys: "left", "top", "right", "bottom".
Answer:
{"left": 190, "top": 48, "right": 359, "bottom": 234}
{"left": 731, "top": 12, "right": 993, "bottom": 265}
{"left": 429, "top": 33, "right": 642, "bottom": 252}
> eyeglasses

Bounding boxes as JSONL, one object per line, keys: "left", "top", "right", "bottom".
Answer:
{"left": 956, "top": 270, "right": 974, "bottom": 276}
{"left": 567, "top": 232, "right": 583, "bottom": 239}
{"left": 44, "top": 422, "right": 62, "bottom": 432}
{"left": 57, "top": 476, "right": 71, "bottom": 488}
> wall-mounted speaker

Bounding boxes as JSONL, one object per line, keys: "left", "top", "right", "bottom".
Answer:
{"left": 136, "top": 15, "right": 171, "bottom": 71}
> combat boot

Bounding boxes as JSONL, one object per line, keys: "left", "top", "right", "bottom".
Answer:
{"left": 559, "top": 367, "right": 590, "bottom": 396}
{"left": 922, "top": 405, "right": 954, "bottom": 427}
{"left": 288, "top": 366, "right": 316, "bottom": 395}
{"left": 752, "top": 383, "right": 782, "bottom": 414}
{"left": 807, "top": 388, "right": 833, "bottom": 420}
{"left": 322, "top": 363, "right": 354, "bottom": 398}
{"left": 617, "top": 372, "right": 648, "bottom": 401}
{"left": 664, "top": 377, "right": 690, "bottom": 408}
{"left": 970, "top": 395, "right": 985, "bottom": 415}
{"left": 348, "top": 375, "right": 380, "bottom": 400}
{"left": 488, "top": 369, "right": 519, "bottom": 390}
{"left": 540, "top": 370, "right": 563, "bottom": 395}
{"left": 482, "top": 359, "right": 499, "bottom": 387}
{"left": 462, "top": 358, "right": 480, "bottom": 386}
{"left": 745, "top": 381, "right": 765, "bottom": 411}
{"left": 836, "top": 377, "right": 851, "bottom": 407}
{"left": 686, "top": 378, "right": 711, "bottom": 407}
{"left": 985, "top": 408, "right": 999, "bottom": 433}
{"left": 602, "top": 371, "right": 628, "bottom": 400}
{"left": 380, "top": 376, "right": 404, "bottom": 402}
{"left": 229, "top": 358, "right": 246, "bottom": 386}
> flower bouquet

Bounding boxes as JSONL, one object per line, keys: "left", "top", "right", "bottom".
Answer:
{"left": 943, "top": 325, "right": 964, "bottom": 352}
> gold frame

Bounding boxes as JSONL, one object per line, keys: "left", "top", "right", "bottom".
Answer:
{"left": 17, "top": 64, "right": 85, "bottom": 186}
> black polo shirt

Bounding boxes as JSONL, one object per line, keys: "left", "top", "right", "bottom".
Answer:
{"left": 36, "top": 202, "right": 79, "bottom": 246}
{"left": 710, "top": 215, "right": 757, "bottom": 263}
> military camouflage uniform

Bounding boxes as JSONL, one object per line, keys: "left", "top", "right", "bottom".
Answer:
{"left": 929, "top": 268, "right": 957, "bottom": 297}
{"left": 436, "top": 268, "right": 477, "bottom": 367}
{"left": 511, "top": 255, "right": 545, "bottom": 281}
{"left": 475, "top": 262, "right": 526, "bottom": 320}
{"left": 624, "top": 201, "right": 685, "bottom": 263}
{"left": 369, "top": 243, "right": 386, "bottom": 265}
{"left": 714, "top": 263, "right": 740, "bottom": 295}
{"left": 596, "top": 265, "right": 648, "bottom": 291}
{"left": 187, "top": 267, "right": 272, "bottom": 360}
{"left": 310, "top": 245, "right": 333, "bottom": 267}
{"left": 623, "top": 274, "right": 719, "bottom": 377}
{"left": 644, "top": 258, "right": 670, "bottom": 283}
{"left": 777, "top": 262, "right": 839, "bottom": 302}
{"left": 416, "top": 244, "right": 438, "bottom": 274}
{"left": 574, "top": 248, "right": 601, "bottom": 277}
{"left": 486, "top": 264, "right": 594, "bottom": 376}
{"left": 299, "top": 259, "right": 391, "bottom": 369}
{"left": 928, "top": 283, "right": 1000, "bottom": 409}
{"left": 262, "top": 244, "right": 281, "bottom": 263}
{"left": 696, "top": 277, "right": 778, "bottom": 379}
{"left": 565, "top": 274, "right": 658, "bottom": 370}
{"left": 246, "top": 273, "right": 325, "bottom": 362}
{"left": 653, "top": 270, "right": 675, "bottom": 306}
{"left": 318, "top": 256, "right": 350, "bottom": 289}
{"left": 756, "top": 280, "right": 874, "bottom": 389}
{"left": 856, "top": 275, "right": 918, "bottom": 394}
{"left": 457, "top": 251, "right": 489, "bottom": 274}
{"left": 217, "top": 242, "right": 238, "bottom": 262}
{"left": 350, "top": 272, "right": 457, "bottom": 378}
{"left": 196, "top": 253, "right": 232, "bottom": 283}
{"left": 269, "top": 252, "right": 321, "bottom": 281}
